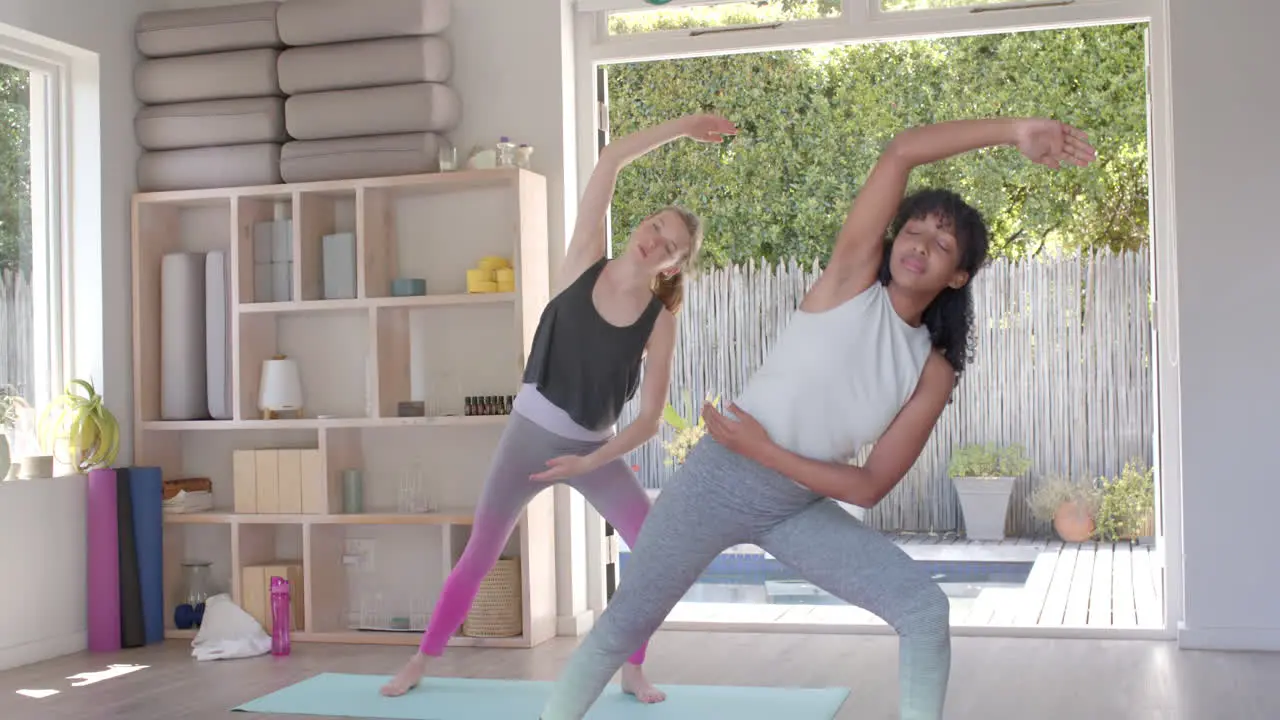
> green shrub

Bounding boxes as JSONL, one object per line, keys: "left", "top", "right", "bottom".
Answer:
{"left": 947, "top": 443, "right": 1032, "bottom": 478}
{"left": 1093, "top": 458, "right": 1154, "bottom": 541}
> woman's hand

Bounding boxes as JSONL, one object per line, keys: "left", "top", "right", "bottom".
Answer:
{"left": 679, "top": 114, "right": 738, "bottom": 143}
{"left": 701, "top": 402, "right": 771, "bottom": 458}
{"left": 530, "top": 453, "right": 598, "bottom": 482}
{"left": 1013, "top": 118, "right": 1097, "bottom": 169}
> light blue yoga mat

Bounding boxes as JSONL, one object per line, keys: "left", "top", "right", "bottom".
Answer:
{"left": 232, "top": 672, "right": 849, "bottom": 719}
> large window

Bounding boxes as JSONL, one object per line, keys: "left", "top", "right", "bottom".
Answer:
{"left": 0, "top": 47, "right": 66, "bottom": 463}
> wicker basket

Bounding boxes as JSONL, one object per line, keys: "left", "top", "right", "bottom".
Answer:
{"left": 462, "top": 556, "right": 523, "bottom": 638}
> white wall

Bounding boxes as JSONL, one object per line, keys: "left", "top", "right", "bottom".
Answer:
{"left": 1165, "top": 0, "right": 1280, "bottom": 651}
{"left": 0, "top": 476, "right": 87, "bottom": 670}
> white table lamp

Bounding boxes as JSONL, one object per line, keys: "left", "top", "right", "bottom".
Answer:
{"left": 260, "top": 355, "right": 303, "bottom": 420}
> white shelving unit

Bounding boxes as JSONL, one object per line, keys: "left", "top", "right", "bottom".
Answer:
{"left": 131, "top": 168, "right": 556, "bottom": 648}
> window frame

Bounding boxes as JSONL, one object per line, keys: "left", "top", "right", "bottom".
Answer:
{"left": 571, "top": 0, "right": 1183, "bottom": 638}
{"left": 581, "top": 0, "right": 1153, "bottom": 61}
{"left": 0, "top": 37, "right": 70, "bottom": 415}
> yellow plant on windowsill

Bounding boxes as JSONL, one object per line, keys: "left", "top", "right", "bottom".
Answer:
{"left": 37, "top": 379, "right": 120, "bottom": 473}
{"left": 661, "top": 391, "right": 720, "bottom": 467}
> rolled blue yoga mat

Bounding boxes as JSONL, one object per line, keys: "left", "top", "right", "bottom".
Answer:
{"left": 128, "top": 466, "right": 166, "bottom": 645}
{"left": 232, "top": 673, "right": 849, "bottom": 719}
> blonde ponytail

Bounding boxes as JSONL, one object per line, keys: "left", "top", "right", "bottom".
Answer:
{"left": 652, "top": 271, "right": 685, "bottom": 314}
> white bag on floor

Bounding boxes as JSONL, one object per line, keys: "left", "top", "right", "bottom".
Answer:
{"left": 190, "top": 593, "right": 272, "bottom": 661}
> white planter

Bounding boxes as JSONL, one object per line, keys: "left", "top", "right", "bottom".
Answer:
{"left": 953, "top": 475, "right": 1016, "bottom": 540}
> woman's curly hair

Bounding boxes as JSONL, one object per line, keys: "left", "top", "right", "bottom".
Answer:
{"left": 876, "top": 188, "right": 991, "bottom": 380}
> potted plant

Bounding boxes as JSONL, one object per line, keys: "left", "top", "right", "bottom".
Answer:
{"left": 37, "top": 378, "right": 121, "bottom": 474}
{"left": 1093, "top": 458, "right": 1155, "bottom": 542}
{"left": 1027, "top": 474, "right": 1102, "bottom": 542}
{"left": 660, "top": 391, "right": 719, "bottom": 467}
{"left": 947, "top": 443, "right": 1031, "bottom": 541}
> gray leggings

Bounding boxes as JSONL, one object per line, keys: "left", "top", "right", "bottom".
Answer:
{"left": 541, "top": 436, "right": 951, "bottom": 720}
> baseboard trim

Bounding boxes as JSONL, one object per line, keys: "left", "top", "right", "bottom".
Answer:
{"left": 662, "top": 620, "right": 1173, "bottom": 641}
{"left": 0, "top": 632, "right": 87, "bottom": 671}
{"left": 1178, "top": 624, "right": 1280, "bottom": 652}
{"left": 557, "top": 610, "right": 595, "bottom": 637}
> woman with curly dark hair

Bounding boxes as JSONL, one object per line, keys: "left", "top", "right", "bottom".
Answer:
{"left": 538, "top": 116, "right": 1095, "bottom": 720}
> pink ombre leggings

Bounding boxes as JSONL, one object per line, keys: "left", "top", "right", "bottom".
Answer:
{"left": 419, "top": 411, "right": 654, "bottom": 665}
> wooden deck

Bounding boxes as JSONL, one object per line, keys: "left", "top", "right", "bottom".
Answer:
{"left": 663, "top": 532, "right": 1165, "bottom": 630}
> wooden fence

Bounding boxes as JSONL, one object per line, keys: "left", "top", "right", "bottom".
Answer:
{"left": 619, "top": 250, "right": 1154, "bottom": 537}
{"left": 0, "top": 273, "right": 34, "bottom": 400}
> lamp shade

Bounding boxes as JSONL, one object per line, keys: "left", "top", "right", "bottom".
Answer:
{"left": 259, "top": 356, "right": 303, "bottom": 412}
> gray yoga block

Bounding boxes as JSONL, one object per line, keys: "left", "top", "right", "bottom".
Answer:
{"left": 322, "top": 232, "right": 356, "bottom": 300}
{"left": 272, "top": 261, "right": 292, "bottom": 302}
{"left": 254, "top": 222, "right": 273, "bottom": 263}
{"left": 272, "top": 219, "right": 292, "bottom": 262}
{"left": 254, "top": 263, "right": 273, "bottom": 303}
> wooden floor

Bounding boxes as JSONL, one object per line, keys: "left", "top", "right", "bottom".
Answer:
{"left": 665, "top": 533, "right": 1164, "bottom": 630}
{"left": 3, "top": 633, "right": 1279, "bottom": 719}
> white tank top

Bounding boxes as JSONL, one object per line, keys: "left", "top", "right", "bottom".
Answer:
{"left": 734, "top": 282, "right": 934, "bottom": 463}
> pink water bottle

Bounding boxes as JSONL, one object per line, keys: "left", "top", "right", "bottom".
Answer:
{"left": 270, "top": 576, "right": 292, "bottom": 656}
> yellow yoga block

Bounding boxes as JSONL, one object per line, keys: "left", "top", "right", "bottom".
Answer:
{"left": 467, "top": 268, "right": 494, "bottom": 285}
{"left": 470, "top": 280, "right": 499, "bottom": 293}
{"left": 497, "top": 282, "right": 515, "bottom": 293}
{"left": 495, "top": 268, "right": 515, "bottom": 285}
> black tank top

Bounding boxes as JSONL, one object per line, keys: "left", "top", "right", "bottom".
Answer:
{"left": 521, "top": 257, "right": 664, "bottom": 432}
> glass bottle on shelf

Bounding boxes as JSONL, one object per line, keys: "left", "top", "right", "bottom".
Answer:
{"left": 176, "top": 560, "right": 213, "bottom": 629}
{"left": 496, "top": 137, "right": 516, "bottom": 168}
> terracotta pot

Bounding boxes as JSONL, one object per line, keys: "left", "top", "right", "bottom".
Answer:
{"left": 1053, "top": 501, "right": 1095, "bottom": 542}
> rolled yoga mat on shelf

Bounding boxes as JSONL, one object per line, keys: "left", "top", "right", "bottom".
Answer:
{"left": 284, "top": 83, "right": 461, "bottom": 141}
{"left": 135, "top": 97, "right": 287, "bottom": 152}
{"left": 280, "top": 133, "right": 443, "bottom": 184}
{"left": 277, "top": 36, "right": 452, "bottom": 95}
{"left": 139, "top": 144, "right": 282, "bottom": 192}
{"left": 276, "top": 0, "right": 450, "bottom": 47}
{"left": 161, "top": 252, "right": 209, "bottom": 419}
{"left": 135, "top": 1, "right": 283, "bottom": 58}
{"left": 206, "top": 252, "right": 232, "bottom": 420}
{"left": 134, "top": 48, "right": 281, "bottom": 105}
{"left": 127, "top": 466, "right": 166, "bottom": 645}
{"left": 87, "top": 469, "right": 120, "bottom": 653}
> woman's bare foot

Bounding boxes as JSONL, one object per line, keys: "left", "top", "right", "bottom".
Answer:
{"left": 620, "top": 662, "right": 666, "bottom": 703}
{"left": 380, "top": 653, "right": 429, "bottom": 697}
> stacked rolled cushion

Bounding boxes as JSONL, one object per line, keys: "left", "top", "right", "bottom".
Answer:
{"left": 133, "top": 2, "right": 288, "bottom": 192}
{"left": 467, "top": 256, "right": 514, "bottom": 294}
{"left": 275, "top": 0, "right": 460, "bottom": 183}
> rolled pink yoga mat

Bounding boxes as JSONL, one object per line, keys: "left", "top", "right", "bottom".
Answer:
{"left": 87, "top": 468, "right": 121, "bottom": 652}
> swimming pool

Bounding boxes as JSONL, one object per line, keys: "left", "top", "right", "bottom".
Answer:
{"left": 619, "top": 550, "right": 1034, "bottom": 605}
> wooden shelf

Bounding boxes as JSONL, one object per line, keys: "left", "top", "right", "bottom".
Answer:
{"left": 238, "top": 292, "right": 515, "bottom": 315}
{"left": 164, "top": 510, "right": 477, "bottom": 526}
{"left": 134, "top": 168, "right": 532, "bottom": 207}
{"left": 135, "top": 169, "right": 555, "bottom": 650}
{"left": 141, "top": 415, "right": 508, "bottom": 431}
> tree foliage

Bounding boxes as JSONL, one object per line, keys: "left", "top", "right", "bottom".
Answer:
{"left": 0, "top": 64, "right": 31, "bottom": 278}
{"left": 605, "top": 23, "right": 1149, "bottom": 267}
